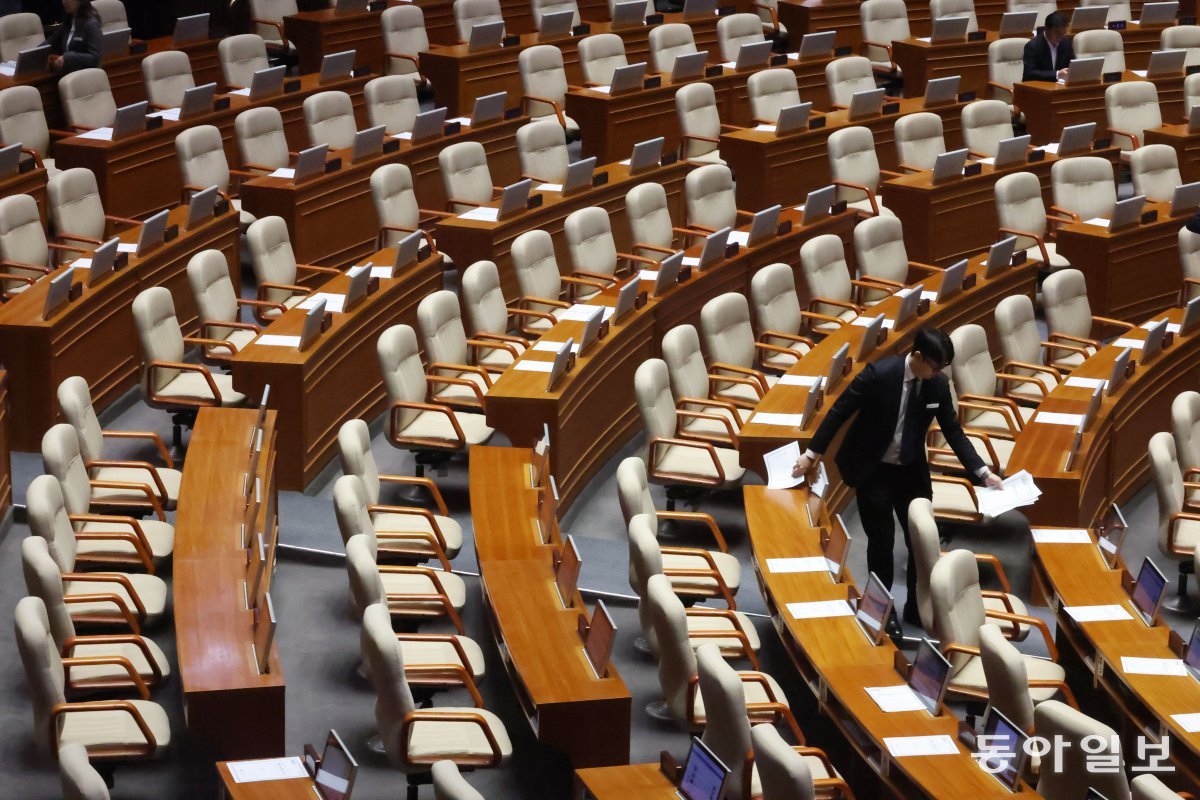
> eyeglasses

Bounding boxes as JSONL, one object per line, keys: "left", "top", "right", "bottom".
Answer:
{"left": 921, "top": 354, "right": 948, "bottom": 373}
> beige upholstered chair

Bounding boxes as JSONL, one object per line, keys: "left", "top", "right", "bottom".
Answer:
{"left": 606, "top": 0, "right": 654, "bottom": 19}
{"left": 1173, "top": 392, "right": 1200, "bottom": 497}
{"left": 512, "top": 228, "right": 607, "bottom": 316}
{"left": 994, "top": 171, "right": 1071, "bottom": 271}
{"left": 700, "top": 292, "right": 793, "bottom": 409}
{"left": 579, "top": 33, "right": 627, "bottom": 85}
{"left": 661, "top": 323, "right": 751, "bottom": 437}
{"left": 962, "top": 99, "right": 1014, "bottom": 158}
{"left": 47, "top": 168, "right": 139, "bottom": 247}
{"left": 246, "top": 215, "right": 339, "bottom": 318}
{"left": 303, "top": 90, "right": 357, "bottom": 150}
{"left": 800, "top": 234, "right": 868, "bottom": 332}
{"left": 1162, "top": 24, "right": 1200, "bottom": 69}
{"left": 249, "top": 0, "right": 298, "bottom": 54}
{"left": 1073, "top": 29, "right": 1126, "bottom": 73}
{"left": 894, "top": 112, "right": 947, "bottom": 171}
{"left": 930, "top": 0, "right": 978, "bottom": 31}
{"left": 979, "top": 622, "right": 1074, "bottom": 737}
{"left": 648, "top": 23, "right": 697, "bottom": 74}
{"left": 0, "top": 12, "right": 45, "bottom": 62}
{"left": 860, "top": 0, "right": 909, "bottom": 73}
{"left": 828, "top": 126, "right": 896, "bottom": 216}
{"left": 235, "top": 106, "right": 292, "bottom": 172}
{"left": 1006, "top": 0, "right": 1056, "bottom": 23}
{"left": 618, "top": 454, "right": 733, "bottom": 555}
{"left": 0, "top": 85, "right": 57, "bottom": 174}
{"left": 519, "top": 45, "right": 580, "bottom": 135}
{"left": 335, "top": 472, "right": 461, "bottom": 572}
{"left": 748, "top": 264, "right": 830, "bottom": 368}
{"left": 1184, "top": 72, "right": 1200, "bottom": 120}
{"left": 14, "top": 593, "right": 170, "bottom": 763}
{"left": 1051, "top": 156, "right": 1117, "bottom": 222}
{"left": 676, "top": 82, "right": 729, "bottom": 164}
{"left": 378, "top": 324, "right": 495, "bottom": 458}
{"left": 93, "top": 0, "right": 131, "bottom": 33}
{"left": 370, "top": 162, "right": 447, "bottom": 254}
{"left": 186, "top": 249, "right": 271, "bottom": 363}
{"left": 564, "top": 205, "right": 651, "bottom": 296}
{"left": 531, "top": 0, "right": 581, "bottom": 27}
{"left": 360, "top": 601, "right": 511, "bottom": 791}
{"left": 752, "top": 724, "right": 821, "bottom": 800}
{"left": 59, "top": 68, "right": 117, "bottom": 130}
{"left": 517, "top": 119, "right": 570, "bottom": 183}
{"left": 1042, "top": 268, "right": 1133, "bottom": 370}
{"left": 382, "top": 5, "right": 430, "bottom": 82}
{"left": 218, "top": 34, "right": 270, "bottom": 89}
{"left": 716, "top": 13, "right": 765, "bottom": 62}
{"left": 994, "top": 294, "right": 1063, "bottom": 403}
{"left": 59, "top": 743, "right": 112, "bottom": 800}
{"left": 1150, "top": 431, "right": 1200, "bottom": 610}
{"left": 930, "top": 549, "right": 1064, "bottom": 702}
{"left": 1035, "top": 702, "right": 1131, "bottom": 800}
{"left": 748, "top": 68, "right": 801, "bottom": 125}
{"left": 826, "top": 56, "right": 877, "bottom": 108}
{"left": 366, "top": 75, "right": 421, "bottom": 137}
{"left": 454, "top": 0, "right": 505, "bottom": 41}
{"left": 685, "top": 164, "right": 749, "bottom": 231}
{"left": 852, "top": 214, "right": 942, "bottom": 302}
{"left": 1131, "top": 775, "right": 1188, "bottom": 800}
{"left": 1130, "top": 143, "right": 1181, "bottom": 202}
{"left": 346, "top": 531, "right": 467, "bottom": 630}
{"left": 141, "top": 51, "right": 195, "bottom": 109}
{"left": 439, "top": 141, "right": 501, "bottom": 213}
{"left": 626, "top": 181, "right": 699, "bottom": 259}
{"left": 460, "top": 259, "right": 547, "bottom": 342}
{"left": 432, "top": 761, "right": 485, "bottom": 800}
{"left": 988, "top": 38, "right": 1025, "bottom": 113}
{"left": 753, "top": 0, "right": 785, "bottom": 35}
{"left": 417, "top": 289, "right": 503, "bottom": 402}
{"left": 1106, "top": 81, "right": 1162, "bottom": 157}
{"left": 0, "top": 192, "right": 63, "bottom": 297}
{"left": 176, "top": 125, "right": 256, "bottom": 231}
{"left": 1182, "top": 226, "right": 1200, "bottom": 303}
{"left": 1081, "top": 0, "right": 1131, "bottom": 21}
{"left": 947, "top": 324, "right": 1034, "bottom": 472}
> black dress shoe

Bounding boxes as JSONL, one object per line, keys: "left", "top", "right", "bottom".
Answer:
{"left": 903, "top": 602, "right": 921, "bottom": 627}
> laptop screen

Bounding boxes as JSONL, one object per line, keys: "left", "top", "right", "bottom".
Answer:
{"left": 316, "top": 730, "right": 357, "bottom": 800}
{"left": 1131, "top": 557, "right": 1167, "bottom": 624}
{"left": 908, "top": 638, "right": 951, "bottom": 714}
{"left": 855, "top": 571, "right": 893, "bottom": 644}
{"left": 1096, "top": 503, "right": 1127, "bottom": 568}
{"left": 678, "top": 737, "right": 729, "bottom": 800}
{"left": 979, "top": 708, "right": 1029, "bottom": 791}
{"left": 1185, "top": 622, "right": 1200, "bottom": 672}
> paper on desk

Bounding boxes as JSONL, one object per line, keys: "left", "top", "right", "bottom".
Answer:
{"left": 457, "top": 206, "right": 500, "bottom": 222}
{"left": 1121, "top": 657, "right": 1189, "bottom": 676}
{"left": 255, "top": 335, "right": 302, "bottom": 347}
{"left": 395, "top": 131, "right": 413, "bottom": 140}
{"left": 920, "top": 290, "right": 938, "bottom": 302}
{"left": 1131, "top": 69, "right": 1148, "bottom": 77}
{"left": 299, "top": 293, "right": 345, "bottom": 313}
{"left": 1083, "top": 217, "right": 1110, "bottom": 227}
{"left": 1031, "top": 528, "right": 1093, "bottom": 544}
{"left": 229, "top": 87, "right": 252, "bottom": 96}
{"left": 779, "top": 374, "right": 821, "bottom": 386}
{"left": 537, "top": 183, "right": 563, "bottom": 192}
{"left": 533, "top": 340, "right": 580, "bottom": 354}
{"left": 720, "top": 61, "right": 737, "bottom": 68}
{"left": 559, "top": 304, "right": 614, "bottom": 321}
{"left": 1172, "top": 713, "right": 1200, "bottom": 733}
{"left": 76, "top": 127, "right": 114, "bottom": 141}
{"left": 1042, "top": 143, "right": 1061, "bottom": 155}
{"left": 764, "top": 440, "right": 803, "bottom": 489}
{"left": 619, "top": 158, "right": 631, "bottom": 165}
{"left": 370, "top": 266, "right": 394, "bottom": 279}
{"left": 755, "top": 124, "right": 777, "bottom": 132}
{"left": 117, "top": 243, "right": 138, "bottom": 253}
{"left": 915, "top": 36, "right": 932, "bottom": 42}
{"left": 975, "top": 157, "right": 996, "bottom": 165}
{"left": 638, "top": 269, "right": 659, "bottom": 281}
{"left": 269, "top": 167, "right": 295, "bottom": 179}
{"left": 514, "top": 359, "right": 555, "bottom": 372}
{"left": 1142, "top": 319, "right": 1182, "bottom": 334}
{"left": 681, "top": 256, "right": 700, "bottom": 267}
{"left": 853, "top": 315, "right": 895, "bottom": 329}
{"left": 591, "top": 85, "right": 612, "bottom": 94}
{"left": 768, "top": 556, "right": 834, "bottom": 574}
{"left": 1063, "top": 604, "right": 1134, "bottom": 622}
{"left": 69, "top": 258, "right": 92, "bottom": 271}
{"left": 727, "top": 230, "right": 750, "bottom": 246}
{"left": 1113, "top": 337, "right": 1145, "bottom": 349}
{"left": 751, "top": 412, "right": 806, "bottom": 428}
{"left": 787, "top": 599, "right": 854, "bottom": 619}
{"left": 149, "top": 107, "right": 181, "bottom": 121}
{"left": 976, "top": 469, "right": 1042, "bottom": 517}
{"left": 228, "top": 756, "right": 309, "bottom": 783}
{"left": 788, "top": 52, "right": 800, "bottom": 59}
{"left": 1035, "top": 411, "right": 1086, "bottom": 426}
{"left": 884, "top": 735, "right": 959, "bottom": 757}
{"left": 867, "top": 685, "right": 928, "bottom": 713}
{"left": 0, "top": 62, "right": 15, "bottom": 77}
{"left": 1065, "top": 376, "right": 1107, "bottom": 389}
{"left": 446, "top": 116, "right": 471, "bottom": 126}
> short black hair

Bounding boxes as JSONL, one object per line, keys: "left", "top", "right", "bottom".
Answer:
{"left": 912, "top": 327, "right": 954, "bottom": 368}
{"left": 1044, "top": 11, "right": 1069, "bottom": 30}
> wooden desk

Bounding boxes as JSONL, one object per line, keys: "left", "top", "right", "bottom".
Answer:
{"left": 566, "top": 55, "right": 836, "bottom": 165}
{"left": 720, "top": 98, "right": 967, "bottom": 209}
{"left": 434, "top": 159, "right": 690, "bottom": 300}
{"left": 470, "top": 446, "right": 631, "bottom": 767}
{"left": 892, "top": 33, "right": 996, "bottom": 100}
{"left": 54, "top": 74, "right": 369, "bottom": 219}
{"left": 1144, "top": 123, "right": 1200, "bottom": 184}
{"left": 778, "top": 0, "right": 865, "bottom": 52}
{"left": 231, "top": 247, "right": 441, "bottom": 490}
{"left": 419, "top": 13, "right": 722, "bottom": 116}
{"left": 285, "top": 2, "right": 405, "bottom": 74}
{"left": 575, "top": 763, "right": 676, "bottom": 799}
{"left": 175, "top": 407, "right": 284, "bottom": 761}
{"left": 484, "top": 207, "right": 859, "bottom": 511}
{"left": 737, "top": 252, "right": 1037, "bottom": 487}
{"left": 239, "top": 116, "right": 523, "bottom": 270}
{"left": 1015, "top": 73, "right": 1184, "bottom": 145}
{"left": 218, "top": 762, "right": 318, "bottom": 799}
{"left": 1054, "top": 200, "right": 1184, "bottom": 320}
{"left": 0, "top": 203, "right": 240, "bottom": 452}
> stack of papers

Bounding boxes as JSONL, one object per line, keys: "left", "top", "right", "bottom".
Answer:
{"left": 1063, "top": 604, "right": 1133, "bottom": 622}
{"left": 727, "top": 231, "right": 750, "bottom": 246}
{"left": 787, "top": 599, "right": 854, "bottom": 619}
{"left": 681, "top": 256, "right": 700, "bottom": 267}
{"left": 559, "top": 304, "right": 614, "bottom": 322}
{"left": 149, "top": 108, "right": 181, "bottom": 121}
{"left": 536, "top": 183, "right": 563, "bottom": 192}
{"left": 920, "top": 290, "right": 938, "bottom": 302}
{"left": 751, "top": 412, "right": 806, "bottom": 428}
{"left": 117, "top": 243, "right": 138, "bottom": 254}
{"left": 852, "top": 316, "right": 895, "bottom": 329}
{"left": 637, "top": 269, "right": 659, "bottom": 281}
{"left": 514, "top": 360, "right": 555, "bottom": 372}
{"left": 778, "top": 374, "right": 821, "bottom": 387}
{"left": 369, "top": 266, "right": 394, "bottom": 279}
{"left": 269, "top": 167, "right": 295, "bottom": 179}
{"left": 1120, "top": 657, "right": 1188, "bottom": 676}
{"left": 532, "top": 340, "right": 580, "bottom": 354}
{"left": 754, "top": 124, "right": 777, "bottom": 132}
{"left": 866, "top": 685, "right": 927, "bottom": 713}
{"left": 884, "top": 735, "right": 959, "bottom": 757}
{"left": 77, "top": 127, "right": 115, "bottom": 141}
{"left": 457, "top": 206, "right": 500, "bottom": 222}
{"left": 227, "top": 756, "right": 309, "bottom": 783}
{"left": 975, "top": 469, "right": 1041, "bottom": 517}
{"left": 1082, "top": 218, "right": 1110, "bottom": 227}
{"left": 763, "top": 440, "right": 803, "bottom": 489}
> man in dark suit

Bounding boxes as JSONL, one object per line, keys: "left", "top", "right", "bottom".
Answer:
{"left": 1023, "top": 11, "right": 1074, "bottom": 82}
{"left": 793, "top": 328, "right": 1003, "bottom": 632}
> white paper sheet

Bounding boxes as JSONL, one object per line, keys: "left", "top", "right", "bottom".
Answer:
{"left": 457, "top": 206, "right": 500, "bottom": 222}
{"left": 727, "top": 230, "right": 750, "bottom": 245}
{"left": 915, "top": 36, "right": 932, "bottom": 42}
{"left": 681, "top": 256, "right": 700, "bottom": 267}
{"left": 1142, "top": 319, "right": 1182, "bottom": 334}
{"left": 1120, "top": 657, "right": 1189, "bottom": 676}
{"left": 1113, "top": 337, "right": 1145, "bottom": 349}
{"left": 255, "top": 335, "right": 302, "bottom": 347}
{"left": 1063, "top": 604, "right": 1134, "bottom": 622}
{"left": 298, "top": 293, "right": 345, "bottom": 313}
{"left": 920, "top": 291, "right": 938, "bottom": 302}
{"left": 514, "top": 360, "right": 555, "bottom": 372}
{"left": 866, "top": 685, "right": 928, "bottom": 713}
{"left": 149, "top": 107, "right": 181, "bottom": 121}
{"left": 1042, "top": 143, "right": 1061, "bottom": 155}
{"left": 559, "top": 304, "right": 614, "bottom": 321}
{"left": 764, "top": 441, "right": 803, "bottom": 489}
{"left": 69, "top": 258, "right": 92, "bottom": 271}
{"left": 884, "top": 735, "right": 959, "bottom": 757}
{"left": 976, "top": 469, "right": 1042, "bottom": 517}
{"left": 1031, "top": 528, "right": 1093, "bottom": 544}
{"left": 638, "top": 269, "right": 659, "bottom": 281}
{"left": 787, "top": 599, "right": 854, "bottom": 619}
{"left": 536, "top": 183, "right": 563, "bottom": 192}
{"left": 229, "top": 87, "right": 252, "bottom": 96}
{"left": 751, "top": 412, "right": 806, "bottom": 428}
{"left": 1131, "top": 69, "right": 1148, "bottom": 77}
{"left": 446, "top": 116, "right": 472, "bottom": 126}
{"left": 1172, "top": 713, "right": 1200, "bottom": 733}
{"left": 975, "top": 157, "right": 996, "bottom": 165}
{"left": 533, "top": 340, "right": 580, "bottom": 354}
{"left": 720, "top": 60, "right": 737, "bottom": 68}
{"left": 1035, "top": 411, "right": 1087, "bottom": 426}
{"left": 755, "top": 124, "right": 777, "bottom": 132}
{"left": 853, "top": 316, "right": 895, "bottom": 329}
{"left": 370, "top": 266, "right": 394, "bottom": 279}
{"left": 76, "top": 127, "right": 114, "bottom": 141}
{"left": 779, "top": 374, "right": 821, "bottom": 386}
{"left": 591, "top": 85, "right": 612, "bottom": 94}
{"left": 787, "top": 52, "right": 800, "bottom": 59}
{"left": 117, "top": 243, "right": 138, "bottom": 253}
{"left": 269, "top": 168, "right": 295, "bottom": 179}
{"left": 227, "top": 756, "right": 309, "bottom": 783}
{"left": 0, "top": 62, "right": 15, "bottom": 77}
{"left": 1082, "top": 217, "right": 1110, "bottom": 227}
{"left": 396, "top": 131, "right": 413, "bottom": 140}
{"left": 767, "top": 556, "right": 831, "bottom": 574}
{"left": 1065, "top": 376, "right": 1106, "bottom": 389}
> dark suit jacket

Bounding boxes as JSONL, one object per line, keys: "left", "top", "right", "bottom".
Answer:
{"left": 1022, "top": 33, "right": 1075, "bottom": 82}
{"left": 808, "top": 355, "right": 986, "bottom": 490}
{"left": 43, "top": 15, "right": 101, "bottom": 75}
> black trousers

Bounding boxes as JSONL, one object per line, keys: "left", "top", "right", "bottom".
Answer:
{"left": 854, "top": 462, "right": 929, "bottom": 609}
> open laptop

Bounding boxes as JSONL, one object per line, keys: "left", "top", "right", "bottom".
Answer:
{"left": 855, "top": 571, "right": 894, "bottom": 645}
{"left": 1140, "top": 1, "right": 1180, "bottom": 24}
{"left": 393, "top": 230, "right": 423, "bottom": 273}
{"left": 320, "top": 50, "right": 356, "bottom": 83}
{"left": 294, "top": 144, "right": 330, "bottom": 181}
{"left": 112, "top": 102, "right": 147, "bottom": 139}
{"left": 314, "top": 730, "right": 358, "bottom": 800}
{"left": 335, "top": 0, "right": 369, "bottom": 11}
{"left": 43, "top": 269, "right": 74, "bottom": 319}
{"left": 1147, "top": 48, "right": 1187, "bottom": 76}
{"left": 1056, "top": 122, "right": 1096, "bottom": 155}
{"left": 0, "top": 143, "right": 21, "bottom": 178}
{"left": 1184, "top": 621, "right": 1200, "bottom": 681}
{"left": 299, "top": 298, "right": 328, "bottom": 351}
{"left": 1106, "top": 345, "right": 1131, "bottom": 395}
{"left": 908, "top": 637, "right": 952, "bottom": 714}
{"left": 1183, "top": 294, "right": 1200, "bottom": 334}
{"left": 1190, "top": 105, "right": 1200, "bottom": 134}
{"left": 1081, "top": 383, "right": 1104, "bottom": 429}
{"left": 895, "top": 283, "right": 924, "bottom": 325}
{"left": 801, "top": 185, "right": 836, "bottom": 226}
{"left": 249, "top": 65, "right": 286, "bottom": 99}
{"left": 628, "top": 137, "right": 664, "bottom": 172}
{"left": 776, "top": 102, "right": 812, "bottom": 135}
{"left": 101, "top": 27, "right": 131, "bottom": 58}
{"left": 984, "top": 235, "right": 1017, "bottom": 279}
{"left": 173, "top": 13, "right": 210, "bottom": 44}
{"left": 1141, "top": 316, "right": 1169, "bottom": 363}
{"left": 747, "top": 204, "right": 781, "bottom": 246}
{"left": 351, "top": 125, "right": 386, "bottom": 162}
{"left": 735, "top": 40, "right": 773, "bottom": 71}
{"left": 185, "top": 185, "right": 218, "bottom": 230}
{"left": 583, "top": 599, "right": 618, "bottom": 678}
{"left": 998, "top": 11, "right": 1037, "bottom": 36}
{"left": 935, "top": 259, "right": 968, "bottom": 302}
{"left": 344, "top": 264, "right": 371, "bottom": 311}
{"left": 826, "top": 341, "right": 851, "bottom": 388}
{"left": 136, "top": 209, "right": 169, "bottom": 256}
{"left": 799, "top": 31, "right": 836, "bottom": 59}
{"left": 563, "top": 157, "right": 597, "bottom": 194}
{"left": 654, "top": 251, "right": 683, "bottom": 295}
{"left": 611, "top": 0, "right": 648, "bottom": 27}
{"left": 857, "top": 314, "right": 886, "bottom": 360}
{"left": 923, "top": 75, "right": 960, "bottom": 108}
{"left": 1096, "top": 503, "right": 1128, "bottom": 568}
{"left": 847, "top": 88, "right": 886, "bottom": 120}
{"left": 610, "top": 62, "right": 647, "bottom": 94}
{"left": 930, "top": 15, "right": 970, "bottom": 42}
{"left": 86, "top": 237, "right": 119, "bottom": 286}
{"left": 676, "top": 737, "right": 730, "bottom": 800}
{"left": 1170, "top": 181, "right": 1200, "bottom": 217}
{"left": 993, "top": 134, "right": 1031, "bottom": 168}
{"left": 800, "top": 376, "right": 824, "bottom": 427}
{"left": 467, "top": 21, "right": 505, "bottom": 52}
{"left": 180, "top": 83, "right": 216, "bottom": 118}
{"left": 1070, "top": 5, "right": 1109, "bottom": 31}
{"left": 579, "top": 304, "right": 605, "bottom": 352}
{"left": 411, "top": 107, "right": 449, "bottom": 141}
{"left": 14, "top": 45, "right": 51, "bottom": 77}
{"left": 1066, "top": 56, "right": 1105, "bottom": 85}
{"left": 822, "top": 512, "right": 852, "bottom": 582}
{"left": 670, "top": 50, "right": 708, "bottom": 81}
{"left": 554, "top": 534, "right": 582, "bottom": 608}
{"left": 1130, "top": 557, "right": 1168, "bottom": 626}
{"left": 698, "top": 227, "right": 730, "bottom": 267}
{"left": 614, "top": 275, "right": 640, "bottom": 320}
{"left": 931, "top": 148, "right": 969, "bottom": 183}
{"left": 471, "top": 91, "right": 507, "bottom": 125}
{"left": 682, "top": 0, "right": 718, "bottom": 18}
{"left": 539, "top": 9, "right": 576, "bottom": 39}
{"left": 1108, "top": 195, "right": 1146, "bottom": 231}
{"left": 978, "top": 707, "right": 1031, "bottom": 792}
{"left": 497, "top": 179, "right": 533, "bottom": 218}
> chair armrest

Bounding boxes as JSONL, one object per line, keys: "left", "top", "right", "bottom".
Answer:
{"left": 809, "top": 295, "right": 863, "bottom": 315}
{"left": 62, "top": 655, "right": 150, "bottom": 698}
{"left": 63, "top": 572, "right": 147, "bottom": 620}
{"left": 974, "top": 553, "right": 1013, "bottom": 593}
{"left": 959, "top": 394, "right": 1024, "bottom": 433}
{"left": 388, "top": 400, "right": 466, "bottom": 451}
{"left": 1091, "top": 314, "right": 1135, "bottom": 333}
{"left": 1048, "top": 205, "right": 1082, "bottom": 223}
{"left": 1168, "top": 511, "right": 1200, "bottom": 555}
{"left": 995, "top": 371, "right": 1050, "bottom": 399}
{"left": 559, "top": 273, "right": 610, "bottom": 298}
{"left": 800, "top": 309, "right": 852, "bottom": 329}
{"left": 660, "top": 509, "right": 728, "bottom": 551}
{"left": 379, "top": 564, "right": 465, "bottom": 634}
{"left": 404, "top": 662, "right": 484, "bottom": 705}
{"left": 400, "top": 710, "right": 504, "bottom": 766}
{"left": 632, "top": 242, "right": 679, "bottom": 257}
{"left": 63, "top": 634, "right": 165, "bottom": 686}
{"left": 857, "top": 274, "right": 905, "bottom": 290}
{"left": 1105, "top": 126, "right": 1140, "bottom": 150}
{"left": 1026, "top": 678, "right": 1078, "bottom": 708}
{"left": 647, "top": 436, "right": 725, "bottom": 486}
{"left": 50, "top": 701, "right": 157, "bottom": 757}
{"left": 571, "top": 268, "right": 618, "bottom": 286}
{"left": 709, "top": 362, "right": 769, "bottom": 393}
{"left": 145, "top": 360, "right": 223, "bottom": 411}
{"left": 425, "top": 373, "right": 486, "bottom": 407}
{"left": 676, "top": 408, "right": 739, "bottom": 448}
{"left": 832, "top": 179, "right": 880, "bottom": 215}
{"left": 251, "top": 18, "right": 289, "bottom": 47}
{"left": 707, "top": 371, "right": 764, "bottom": 404}
{"left": 69, "top": 515, "right": 155, "bottom": 574}
{"left": 86, "top": 459, "right": 169, "bottom": 502}
{"left": 98, "top": 431, "right": 173, "bottom": 468}
{"left": 759, "top": 330, "right": 814, "bottom": 350}
{"left": 984, "top": 608, "right": 1058, "bottom": 660}
{"left": 754, "top": 340, "right": 805, "bottom": 369}
{"left": 522, "top": 94, "right": 568, "bottom": 129}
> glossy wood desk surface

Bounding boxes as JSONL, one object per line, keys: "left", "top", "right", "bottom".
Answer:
{"left": 1014, "top": 73, "right": 1185, "bottom": 145}
{"left": 284, "top": 0, "right": 406, "bottom": 74}
{"left": 746, "top": 485, "right": 1040, "bottom": 798}
{"left": 218, "top": 761, "right": 319, "bottom": 800}
{"left": 891, "top": 31, "right": 997, "bottom": 98}
{"left": 1144, "top": 123, "right": 1200, "bottom": 185}
{"left": 574, "top": 762, "right": 677, "bottom": 798}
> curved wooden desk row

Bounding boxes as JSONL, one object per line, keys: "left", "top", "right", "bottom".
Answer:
{"left": 0, "top": 203, "right": 240, "bottom": 452}
{"left": 485, "top": 206, "right": 861, "bottom": 512}
{"left": 1016, "top": 72, "right": 1185, "bottom": 146}
{"left": 230, "top": 246, "right": 443, "bottom": 491}
{"left": 469, "top": 445, "right": 631, "bottom": 768}
{"left": 175, "top": 407, "right": 284, "bottom": 761}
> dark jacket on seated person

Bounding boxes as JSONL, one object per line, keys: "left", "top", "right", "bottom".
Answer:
{"left": 42, "top": 14, "right": 102, "bottom": 74}
{"left": 1022, "top": 32, "right": 1075, "bottom": 82}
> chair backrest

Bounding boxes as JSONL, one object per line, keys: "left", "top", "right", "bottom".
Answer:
{"left": 432, "top": 760, "right": 485, "bottom": 800}
{"left": 1150, "top": 430, "right": 1185, "bottom": 555}
{"left": 696, "top": 643, "right": 753, "bottom": 800}
{"left": 949, "top": 323, "right": 998, "bottom": 399}
{"left": 378, "top": 325, "right": 428, "bottom": 433}
{"left": 360, "top": 601, "right": 420, "bottom": 769}
{"left": 304, "top": 90, "right": 357, "bottom": 150}
{"left": 0, "top": 13, "right": 45, "bottom": 63}
{"left": 59, "top": 742, "right": 112, "bottom": 800}
{"left": 1042, "top": 268, "right": 1094, "bottom": 340}
{"left": 219, "top": 34, "right": 270, "bottom": 88}
{"left": 648, "top": 23, "right": 697, "bottom": 74}
{"left": 750, "top": 262, "right": 803, "bottom": 337}
{"left": 1035, "top": 701, "right": 1131, "bottom": 800}
{"left": 365, "top": 75, "right": 420, "bottom": 136}
{"left": 0, "top": 192, "right": 49, "bottom": 274}
{"left": 246, "top": 215, "right": 300, "bottom": 304}
{"left": 418, "top": 289, "right": 470, "bottom": 366}
{"left": 142, "top": 50, "right": 195, "bottom": 109}
{"left": 579, "top": 33, "right": 627, "bottom": 85}
{"left": 634, "top": 357, "right": 678, "bottom": 445}
{"left": 1007, "top": 0, "right": 1057, "bottom": 20}
{"left": 27, "top": 470, "right": 80, "bottom": 575}
{"left": 13, "top": 589, "right": 67, "bottom": 757}
{"left": 645, "top": 573, "right": 699, "bottom": 720}
{"left": 662, "top": 324, "right": 713, "bottom": 408}
{"left": 616, "top": 457, "right": 658, "bottom": 525}
{"left": 752, "top": 724, "right": 816, "bottom": 800}
{"left": 56, "top": 375, "right": 104, "bottom": 465}
{"left": 801, "top": 233, "right": 853, "bottom": 316}
{"left": 930, "top": 0, "right": 978, "bottom": 31}
{"left": 531, "top": 0, "right": 581, "bottom": 28}
{"left": 1081, "top": 0, "right": 1131, "bottom": 19}
{"left": 235, "top": 106, "right": 289, "bottom": 170}
{"left": 961, "top": 99, "right": 1014, "bottom": 157}
{"left": 826, "top": 56, "right": 876, "bottom": 108}
{"left": 1182, "top": 226, "right": 1200, "bottom": 288}
{"left": 1074, "top": 29, "right": 1126, "bottom": 73}
{"left": 979, "top": 622, "right": 1036, "bottom": 732}
{"left": 338, "top": 418, "right": 384, "bottom": 505}
{"left": 894, "top": 112, "right": 946, "bottom": 171}
{"left": 176, "top": 124, "right": 230, "bottom": 194}
{"left": 20, "top": 529, "right": 78, "bottom": 650}
{"left": 685, "top": 163, "right": 737, "bottom": 230}
{"left": 676, "top": 82, "right": 721, "bottom": 159}
{"left": 371, "top": 163, "right": 420, "bottom": 248}
{"left": 1131, "top": 775, "right": 1186, "bottom": 800}
{"left": 626, "top": 181, "right": 674, "bottom": 254}
{"left": 93, "top": 0, "right": 129, "bottom": 32}
{"left": 1106, "top": 81, "right": 1162, "bottom": 152}
{"left": 382, "top": 4, "right": 429, "bottom": 78}
{"left": 0, "top": 85, "right": 50, "bottom": 157}
{"left": 828, "top": 125, "right": 880, "bottom": 202}
{"left": 907, "top": 497, "right": 942, "bottom": 632}
{"left": 1052, "top": 156, "right": 1116, "bottom": 221}
{"left": 860, "top": 0, "right": 910, "bottom": 65}
{"left": 511, "top": 229, "right": 563, "bottom": 301}
{"left": 1188, "top": 72, "right": 1200, "bottom": 118}
{"left": 58, "top": 68, "right": 117, "bottom": 130}
{"left": 1163, "top": 24, "right": 1200, "bottom": 68}
{"left": 48, "top": 167, "right": 106, "bottom": 242}
{"left": 333, "top": 473, "right": 376, "bottom": 548}
{"left": 717, "top": 13, "right": 764, "bottom": 61}
{"left": 700, "top": 292, "right": 756, "bottom": 370}
{"left": 132, "top": 286, "right": 187, "bottom": 392}
{"left": 440, "top": 141, "right": 494, "bottom": 211}
{"left": 186, "top": 249, "right": 239, "bottom": 338}
{"left": 853, "top": 214, "right": 910, "bottom": 288}
{"left": 517, "top": 119, "right": 569, "bottom": 182}
{"left": 994, "top": 170, "right": 1047, "bottom": 251}
{"left": 249, "top": 0, "right": 298, "bottom": 42}
{"left": 627, "top": 512, "right": 665, "bottom": 651}
{"left": 607, "top": 0, "right": 654, "bottom": 17}
{"left": 519, "top": 45, "right": 568, "bottom": 122}
{"left": 454, "top": 0, "right": 505, "bottom": 40}
{"left": 460, "top": 259, "right": 508, "bottom": 336}
{"left": 988, "top": 37, "right": 1025, "bottom": 102}
{"left": 748, "top": 68, "right": 801, "bottom": 124}
{"left": 994, "top": 294, "right": 1042, "bottom": 369}
{"left": 565, "top": 205, "right": 619, "bottom": 278}
{"left": 39, "top": 422, "right": 94, "bottom": 524}
{"left": 929, "top": 548, "right": 987, "bottom": 672}
{"left": 345, "top": 532, "right": 386, "bottom": 619}
{"left": 1130, "top": 143, "right": 1179, "bottom": 203}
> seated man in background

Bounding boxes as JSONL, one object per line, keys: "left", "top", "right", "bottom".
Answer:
{"left": 1023, "top": 11, "right": 1074, "bottom": 82}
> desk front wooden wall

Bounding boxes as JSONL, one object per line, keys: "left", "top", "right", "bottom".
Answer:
{"left": 0, "top": 370, "right": 10, "bottom": 522}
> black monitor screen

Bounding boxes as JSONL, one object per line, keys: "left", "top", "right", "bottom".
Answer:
{"left": 908, "top": 638, "right": 951, "bottom": 714}
{"left": 1131, "top": 558, "right": 1167, "bottom": 623}
{"left": 980, "top": 708, "right": 1028, "bottom": 791}
{"left": 678, "top": 737, "right": 729, "bottom": 800}
{"left": 1186, "top": 623, "right": 1200, "bottom": 671}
